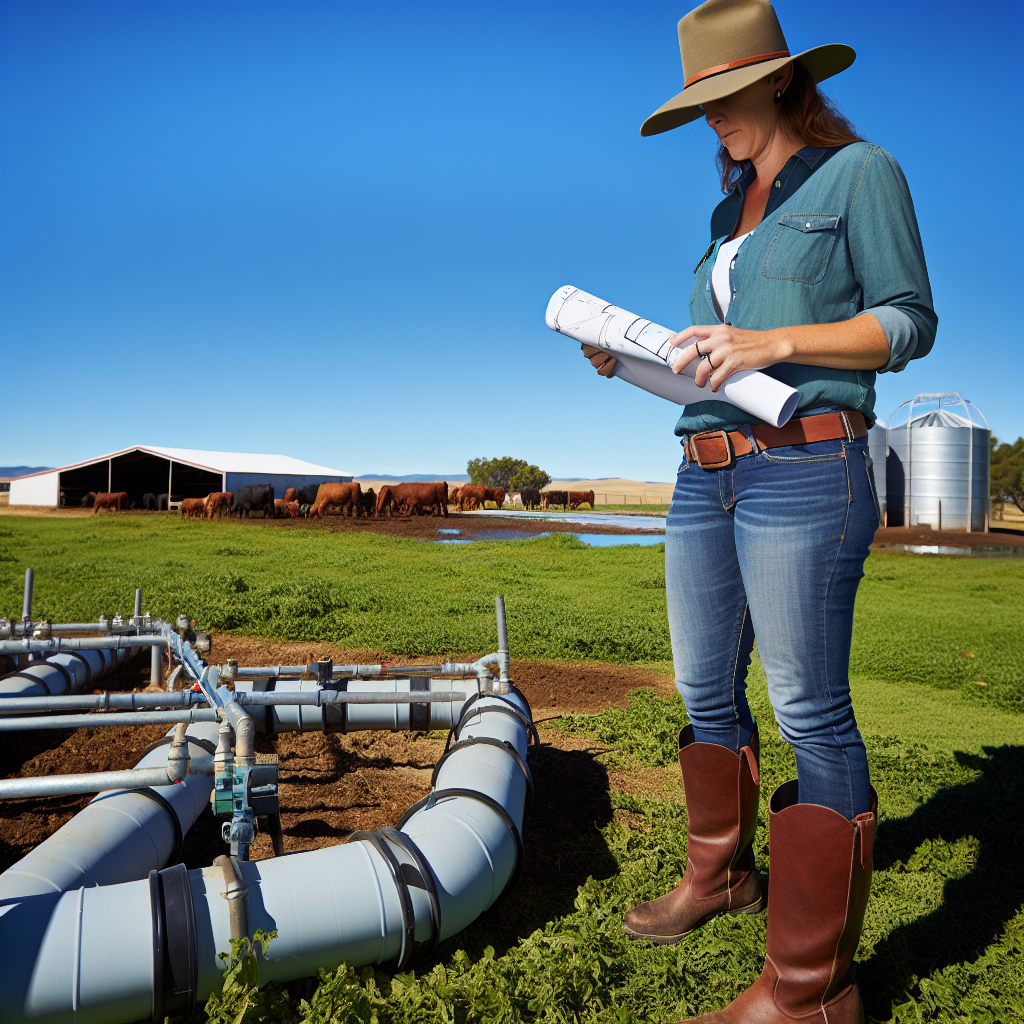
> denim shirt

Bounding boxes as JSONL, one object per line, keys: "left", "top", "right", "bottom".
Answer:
{"left": 676, "top": 141, "right": 937, "bottom": 435}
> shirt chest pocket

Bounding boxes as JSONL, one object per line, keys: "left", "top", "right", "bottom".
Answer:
{"left": 761, "top": 213, "right": 841, "bottom": 285}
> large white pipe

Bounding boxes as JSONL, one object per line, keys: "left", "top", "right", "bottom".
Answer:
{"left": 0, "top": 723, "right": 220, "bottom": 900}
{"left": 0, "top": 646, "right": 135, "bottom": 699}
{"left": 237, "top": 676, "right": 471, "bottom": 733}
{"left": 0, "top": 693, "right": 530, "bottom": 1023}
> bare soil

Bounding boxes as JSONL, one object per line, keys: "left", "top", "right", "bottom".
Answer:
{"left": 0, "top": 638, "right": 675, "bottom": 881}
{"left": 870, "top": 525, "right": 1024, "bottom": 549}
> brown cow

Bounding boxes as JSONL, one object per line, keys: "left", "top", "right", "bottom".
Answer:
{"left": 274, "top": 499, "right": 300, "bottom": 518}
{"left": 375, "top": 485, "right": 396, "bottom": 516}
{"left": 484, "top": 486, "right": 506, "bottom": 508}
{"left": 309, "top": 482, "right": 362, "bottom": 518}
{"left": 542, "top": 490, "right": 569, "bottom": 510}
{"left": 396, "top": 481, "right": 448, "bottom": 516}
{"left": 93, "top": 491, "right": 128, "bottom": 513}
{"left": 569, "top": 490, "right": 596, "bottom": 510}
{"left": 456, "top": 484, "right": 487, "bottom": 511}
{"left": 282, "top": 487, "right": 298, "bottom": 503}
{"left": 204, "top": 491, "right": 234, "bottom": 519}
{"left": 448, "top": 486, "right": 461, "bottom": 507}
{"left": 180, "top": 498, "right": 206, "bottom": 518}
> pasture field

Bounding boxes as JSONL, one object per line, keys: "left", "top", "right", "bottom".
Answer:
{"left": 0, "top": 514, "right": 1020, "bottom": 1023}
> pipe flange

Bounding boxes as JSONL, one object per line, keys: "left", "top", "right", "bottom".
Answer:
{"left": 397, "top": 788, "right": 524, "bottom": 909}
{"left": 347, "top": 830, "right": 415, "bottom": 971}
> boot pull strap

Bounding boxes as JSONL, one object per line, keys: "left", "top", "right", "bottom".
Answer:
{"left": 740, "top": 744, "right": 760, "bottom": 786}
{"left": 854, "top": 813, "right": 874, "bottom": 868}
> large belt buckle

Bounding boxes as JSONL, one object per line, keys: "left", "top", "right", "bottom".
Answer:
{"left": 691, "top": 429, "right": 734, "bottom": 470}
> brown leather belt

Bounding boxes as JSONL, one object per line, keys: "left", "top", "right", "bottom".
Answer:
{"left": 683, "top": 410, "right": 868, "bottom": 470}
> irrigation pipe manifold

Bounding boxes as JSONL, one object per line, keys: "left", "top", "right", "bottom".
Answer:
{"left": 0, "top": 593, "right": 534, "bottom": 1024}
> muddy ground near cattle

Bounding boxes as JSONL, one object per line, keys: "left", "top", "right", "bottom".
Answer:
{"left": 0, "top": 638, "right": 675, "bottom": 890}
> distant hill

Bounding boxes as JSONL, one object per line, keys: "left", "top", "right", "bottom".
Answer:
{"left": 357, "top": 473, "right": 470, "bottom": 482}
{"left": 0, "top": 466, "right": 52, "bottom": 478}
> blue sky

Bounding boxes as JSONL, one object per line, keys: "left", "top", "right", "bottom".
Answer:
{"left": 1, "top": 0, "right": 1021, "bottom": 481}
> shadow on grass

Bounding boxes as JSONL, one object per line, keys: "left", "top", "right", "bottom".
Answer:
{"left": 862, "top": 744, "right": 1023, "bottom": 1021}
{"left": 430, "top": 742, "right": 617, "bottom": 962}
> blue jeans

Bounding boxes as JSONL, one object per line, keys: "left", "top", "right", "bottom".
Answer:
{"left": 665, "top": 432, "right": 878, "bottom": 819}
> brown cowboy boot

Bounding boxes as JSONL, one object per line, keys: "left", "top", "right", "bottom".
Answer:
{"left": 623, "top": 723, "right": 763, "bottom": 943}
{"left": 680, "top": 780, "right": 877, "bottom": 1023}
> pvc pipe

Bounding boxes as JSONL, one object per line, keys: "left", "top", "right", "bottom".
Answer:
{"left": 0, "top": 722, "right": 221, "bottom": 901}
{"left": 0, "top": 709, "right": 220, "bottom": 731}
{"left": 0, "top": 692, "right": 530, "bottom": 1023}
{"left": 0, "top": 644, "right": 136, "bottom": 700}
{"left": 0, "top": 635, "right": 168, "bottom": 654}
{"left": 151, "top": 640, "right": 162, "bottom": 686}
{"left": 0, "top": 766, "right": 196, "bottom": 800}
{"left": 221, "top": 699, "right": 255, "bottom": 767}
{"left": 236, "top": 677, "right": 472, "bottom": 734}
{"left": 0, "top": 689, "right": 469, "bottom": 713}
{"left": 21, "top": 568, "right": 33, "bottom": 622}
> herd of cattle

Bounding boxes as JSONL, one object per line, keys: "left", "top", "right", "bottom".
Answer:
{"left": 81, "top": 482, "right": 598, "bottom": 518}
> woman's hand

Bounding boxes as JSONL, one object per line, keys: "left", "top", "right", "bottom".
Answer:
{"left": 668, "top": 324, "right": 788, "bottom": 390}
{"left": 668, "top": 315, "right": 890, "bottom": 389}
{"left": 581, "top": 343, "right": 617, "bottom": 377}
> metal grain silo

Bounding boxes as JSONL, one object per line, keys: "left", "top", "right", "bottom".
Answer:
{"left": 886, "top": 393, "right": 990, "bottom": 531}
{"left": 867, "top": 424, "right": 887, "bottom": 521}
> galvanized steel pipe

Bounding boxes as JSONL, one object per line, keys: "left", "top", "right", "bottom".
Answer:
{"left": 0, "top": 709, "right": 220, "bottom": 731}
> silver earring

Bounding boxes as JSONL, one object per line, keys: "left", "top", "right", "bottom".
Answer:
{"left": 774, "top": 88, "right": 783, "bottom": 103}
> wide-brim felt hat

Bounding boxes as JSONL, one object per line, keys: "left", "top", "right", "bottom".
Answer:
{"left": 641, "top": 0, "right": 855, "bottom": 137}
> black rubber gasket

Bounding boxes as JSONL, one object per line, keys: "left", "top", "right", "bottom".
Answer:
{"left": 149, "top": 868, "right": 165, "bottom": 1023}
{"left": 378, "top": 826, "right": 442, "bottom": 957}
{"left": 410, "top": 676, "right": 430, "bottom": 731}
{"left": 446, "top": 693, "right": 539, "bottom": 759}
{"left": 396, "top": 788, "right": 524, "bottom": 908}
{"left": 510, "top": 684, "right": 532, "bottom": 720}
{"left": 63, "top": 650, "right": 94, "bottom": 686}
{"left": 6, "top": 671, "right": 51, "bottom": 696}
{"left": 431, "top": 737, "right": 533, "bottom": 809}
{"left": 141, "top": 734, "right": 217, "bottom": 759}
{"left": 43, "top": 660, "right": 73, "bottom": 693}
{"left": 159, "top": 862, "right": 198, "bottom": 1017}
{"left": 348, "top": 829, "right": 415, "bottom": 971}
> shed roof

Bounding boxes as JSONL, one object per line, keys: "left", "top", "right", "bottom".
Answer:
{"left": 12, "top": 446, "right": 350, "bottom": 479}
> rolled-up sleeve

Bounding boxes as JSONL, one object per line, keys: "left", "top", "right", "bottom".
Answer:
{"left": 848, "top": 147, "right": 937, "bottom": 372}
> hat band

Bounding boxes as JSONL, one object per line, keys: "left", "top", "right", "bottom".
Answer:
{"left": 683, "top": 49, "right": 791, "bottom": 89}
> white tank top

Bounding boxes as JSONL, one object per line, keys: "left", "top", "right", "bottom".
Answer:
{"left": 711, "top": 231, "right": 751, "bottom": 320}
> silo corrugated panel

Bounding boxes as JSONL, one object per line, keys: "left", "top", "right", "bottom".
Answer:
{"left": 886, "top": 400, "right": 990, "bottom": 531}
{"left": 867, "top": 425, "right": 887, "bottom": 519}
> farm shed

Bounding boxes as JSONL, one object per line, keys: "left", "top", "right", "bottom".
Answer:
{"left": 8, "top": 446, "right": 352, "bottom": 508}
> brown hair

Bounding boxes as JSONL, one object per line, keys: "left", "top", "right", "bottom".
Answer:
{"left": 717, "top": 62, "right": 862, "bottom": 193}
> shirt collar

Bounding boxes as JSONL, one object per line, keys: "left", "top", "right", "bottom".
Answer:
{"left": 735, "top": 146, "right": 826, "bottom": 192}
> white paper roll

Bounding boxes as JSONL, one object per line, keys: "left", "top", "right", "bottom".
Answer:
{"left": 546, "top": 285, "right": 799, "bottom": 428}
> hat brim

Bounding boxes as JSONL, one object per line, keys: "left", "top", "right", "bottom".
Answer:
{"left": 640, "top": 43, "right": 855, "bottom": 137}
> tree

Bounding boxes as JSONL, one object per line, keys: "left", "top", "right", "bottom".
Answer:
{"left": 990, "top": 436, "right": 1024, "bottom": 513}
{"left": 467, "top": 457, "right": 550, "bottom": 492}
{"left": 509, "top": 464, "right": 551, "bottom": 492}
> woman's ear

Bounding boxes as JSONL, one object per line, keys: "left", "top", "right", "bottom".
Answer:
{"left": 774, "top": 62, "right": 795, "bottom": 95}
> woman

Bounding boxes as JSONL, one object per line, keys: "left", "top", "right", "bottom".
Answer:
{"left": 583, "top": 2, "right": 935, "bottom": 1022}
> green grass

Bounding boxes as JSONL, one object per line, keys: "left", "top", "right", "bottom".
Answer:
{"left": 0, "top": 515, "right": 1019, "bottom": 709}
{"left": 193, "top": 680, "right": 1023, "bottom": 1024}
{"left": 0, "top": 514, "right": 1021, "bottom": 1022}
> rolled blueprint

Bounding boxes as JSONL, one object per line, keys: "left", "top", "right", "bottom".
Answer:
{"left": 545, "top": 285, "right": 800, "bottom": 428}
